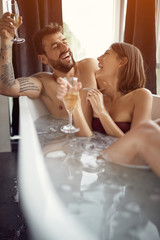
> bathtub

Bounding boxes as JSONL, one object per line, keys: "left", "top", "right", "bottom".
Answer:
{"left": 18, "top": 95, "right": 160, "bottom": 240}
{"left": 18, "top": 96, "right": 99, "bottom": 240}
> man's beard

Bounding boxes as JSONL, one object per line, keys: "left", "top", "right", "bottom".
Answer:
{"left": 48, "top": 56, "right": 76, "bottom": 73}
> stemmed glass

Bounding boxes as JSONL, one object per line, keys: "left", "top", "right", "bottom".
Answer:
{"left": 60, "top": 77, "right": 80, "bottom": 133}
{"left": 6, "top": 0, "right": 25, "bottom": 44}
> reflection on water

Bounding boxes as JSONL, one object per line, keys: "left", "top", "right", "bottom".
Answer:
{"left": 80, "top": 171, "right": 99, "bottom": 191}
{"left": 35, "top": 115, "right": 160, "bottom": 240}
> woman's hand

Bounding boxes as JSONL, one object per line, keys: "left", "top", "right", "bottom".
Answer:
{"left": 87, "top": 89, "right": 106, "bottom": 116}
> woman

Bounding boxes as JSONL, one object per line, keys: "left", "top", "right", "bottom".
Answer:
{"left": 57, "top": 42, "right": 152, "bottom": 138}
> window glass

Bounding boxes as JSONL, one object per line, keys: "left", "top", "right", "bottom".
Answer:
{"left": 62, "top": 0, "right": 115, "bottom": 61}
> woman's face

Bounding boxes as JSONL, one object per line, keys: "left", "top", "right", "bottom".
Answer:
{"left": 95, "top": 47, "right": 122, "bottom": 87}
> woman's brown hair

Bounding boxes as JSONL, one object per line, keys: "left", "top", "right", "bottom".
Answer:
{"left": 111, "top": 42, "right": 146, "bottom": 94}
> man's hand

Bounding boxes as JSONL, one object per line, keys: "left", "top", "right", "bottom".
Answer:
{"left": 57, "top": 77, "right": 82, "bottom": 101}
{"left": 0, "top": 12, "right": 22, "bottom": 40}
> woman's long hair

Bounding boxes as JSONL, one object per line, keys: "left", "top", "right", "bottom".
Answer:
{"left": 111, "top": 42, "right": 146, "bottom": 94}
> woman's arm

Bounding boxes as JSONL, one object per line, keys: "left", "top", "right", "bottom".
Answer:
{"left": 98, "top": 111, "right": 124, "bottom": 137}
{"left": 131, "top": 88, "right": 153, "bottom": 128}
{"left": 87, "top": 89, "right": 124, "bottom": 137}
{"left": 102, "top": 88, "right": 153, "bottom": 136}
{"left": 73, "top": 95, "right": 93, "bottom": 137}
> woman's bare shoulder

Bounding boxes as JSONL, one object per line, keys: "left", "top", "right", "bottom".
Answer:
{"left": 131, "top": 88, "right": 153, "bottom": 105}
{"left": 132, "top": 88, "right": 152, "bottom": 97}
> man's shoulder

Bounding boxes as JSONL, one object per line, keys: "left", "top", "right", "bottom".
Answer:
{"left": 78, "top": 57, "right": 97, "bottom": 65}
{"left": 77, "top": 58, "right": 98, "bottom": 71}
{"left": 31, "top": 72, "right": 53, "bottom": 80}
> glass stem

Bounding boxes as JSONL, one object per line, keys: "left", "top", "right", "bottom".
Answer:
{"left": 68, "top": 112, "right": 73, "bottom": 126}
{"left": 14, "top": 29, "right": 19, "bottom": 38}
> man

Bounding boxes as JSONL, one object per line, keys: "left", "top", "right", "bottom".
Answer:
{"left": 0, "top": 12, "right": 98, "bottom": 126}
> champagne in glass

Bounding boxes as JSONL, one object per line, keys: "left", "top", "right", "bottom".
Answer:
{"left": 60, "top": 77, "right": 80, "bottom": 133}
{"left": 6, "top": 0, "right": 25, "bottom": 44}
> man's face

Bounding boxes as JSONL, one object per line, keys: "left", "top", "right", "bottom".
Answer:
{"left": 41, "top": 32, "right": 75, "bottom": 73}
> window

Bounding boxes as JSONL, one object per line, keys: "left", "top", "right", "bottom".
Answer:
{"left": 63, "top": 0, "right": 160, "bottom": 95}
{"left": 156, "top": 0, "right": 160, "bottom": 94}
{"left": 62, "top": 0, "right": 119, "bottom": 61}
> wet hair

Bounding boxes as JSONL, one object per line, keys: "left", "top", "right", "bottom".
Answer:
{"left": 32, "top": 22, "right": 63, "bottom": 55}
{"left": 110, "top": 42, "right": 146, "bottom": 94}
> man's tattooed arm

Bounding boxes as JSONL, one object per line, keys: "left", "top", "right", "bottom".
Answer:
{"left": 0, "top": 45, "right": 12, "bottom": 61}
{"left": 0, "top": 62, "right": 15, "bottom": 87}
{"left": 0, "top": 43, "right": 41, "bottom": 97}
{"left": 0, "top": 45, "right": 15, "bottom": 88}
{"left": 18, "top": 78, "right": 39, "bottom": 93}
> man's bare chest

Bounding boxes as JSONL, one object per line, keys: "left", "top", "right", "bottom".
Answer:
{"left": 41, "top": 81, "right": 68, "bottom": 118}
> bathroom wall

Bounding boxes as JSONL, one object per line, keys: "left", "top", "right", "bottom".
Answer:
{"left": 0, "top": 0, "right": 11, "bottom": 152}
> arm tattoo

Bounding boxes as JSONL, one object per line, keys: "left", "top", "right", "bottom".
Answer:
{"left": 0, "top": 45, "right": 12, "bottom": 60}
{"left": 18, "top": 78, "right": 40, "bottom": 93}
{"left": 0, "top": 45, "right": 15, "bottom": 87}
{"left": 0, "top": 63, "right": 15, "bottom": 86}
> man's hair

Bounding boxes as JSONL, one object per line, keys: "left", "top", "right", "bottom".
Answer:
{"left": 111, "top": 42, "right": 146, "bottom": 94}
{"left": 32, "top": 23, "right": 63, "bottom": 55}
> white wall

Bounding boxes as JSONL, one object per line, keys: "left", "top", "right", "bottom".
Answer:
{"left": 0, "top": 96, "right": 11, "bottom": 152}
{"left": 0, "top": 0, "right": 11, "bottom": 152}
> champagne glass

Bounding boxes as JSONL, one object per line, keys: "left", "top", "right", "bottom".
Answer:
{"left": 6, "top": 0, "right": 25, "bottom": 44}
{"left": 60, "top": 77, "right": 80, "bottom": 133}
